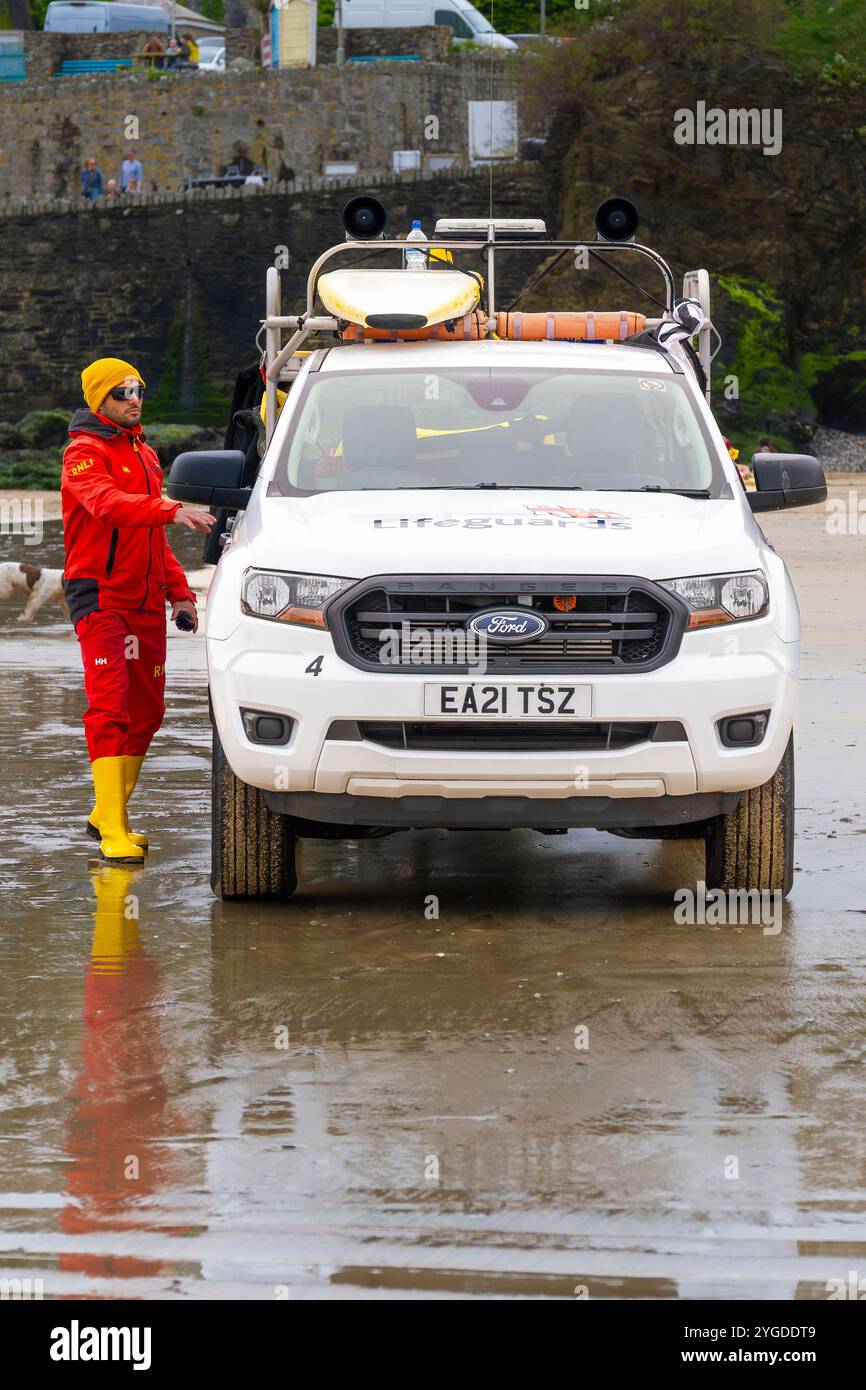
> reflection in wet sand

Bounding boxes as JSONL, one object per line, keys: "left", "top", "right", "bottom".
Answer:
{"left": 59, "top": 868, "right": 191, "bottom": 1290}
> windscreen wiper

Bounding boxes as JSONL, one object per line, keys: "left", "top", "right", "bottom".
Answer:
{"left": 470, "top": 483, "right": 585, "bottom": 490}
{"left": 638, "top": 486, "right": 712, "bottom": 497}
{"left": 374, "top": 484, "right": 585, "bottom": 490}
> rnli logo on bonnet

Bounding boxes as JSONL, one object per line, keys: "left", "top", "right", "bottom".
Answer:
{"left": 467, "top": 609, "right": 549, "bottom": 645}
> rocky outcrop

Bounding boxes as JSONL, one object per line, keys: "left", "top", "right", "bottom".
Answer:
{"left": 523, "top": 47, "right": 866, "bottom": 451}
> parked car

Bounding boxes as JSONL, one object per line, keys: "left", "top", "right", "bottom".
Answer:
{"left": 197, "top": 45, "right": 225, "bottom": 72}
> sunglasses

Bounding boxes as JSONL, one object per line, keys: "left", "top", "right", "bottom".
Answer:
{"left": 109, "top": 384, "right": 145, "bottom": 401}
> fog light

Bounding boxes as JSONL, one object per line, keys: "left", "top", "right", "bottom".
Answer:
{"left": 241, "top": 710, "right": 294, "bottom": 745}
{"left": 718, "top": 712, "right": 769, "bottom": 747}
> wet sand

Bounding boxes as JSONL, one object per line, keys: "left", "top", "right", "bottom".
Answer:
{"left": 0, "top": 481, "right": 864, "bottom": 1299}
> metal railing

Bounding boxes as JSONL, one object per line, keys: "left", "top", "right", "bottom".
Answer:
{"left": 261, "top": 232, "right": 684, "bottom": 439}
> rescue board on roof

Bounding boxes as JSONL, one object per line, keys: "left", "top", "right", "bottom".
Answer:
{"left": 317, "top": 268, "right": 480, "bottom": 330}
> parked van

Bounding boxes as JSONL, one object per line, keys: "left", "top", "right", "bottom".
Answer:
{"left": 44, "top": 2, "right": 170, "bottom": 33}
{"left": 339, "top": 0, "right": 517, "bottom": 50}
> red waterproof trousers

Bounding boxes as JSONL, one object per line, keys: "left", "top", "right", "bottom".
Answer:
{"left": 76, "top": 610, "right": 167, "bottom": 762}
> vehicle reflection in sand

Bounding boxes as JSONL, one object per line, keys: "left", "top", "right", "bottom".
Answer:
{"left": 1, "top": 494, "right": 866, "bottom": 1298}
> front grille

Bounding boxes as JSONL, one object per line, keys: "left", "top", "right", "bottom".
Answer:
{"left": 328, "top": 575, "right": 685, "bottom": 674}
{"left": 358, "top": 720, "right": 659, "bottom": 753}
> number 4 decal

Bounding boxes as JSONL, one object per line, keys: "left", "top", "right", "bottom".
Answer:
{"left": 305, "top": 656, "right": 324, "bottom": 677}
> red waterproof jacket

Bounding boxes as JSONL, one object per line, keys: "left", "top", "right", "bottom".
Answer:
{"left": 61, "top": 409, "right": 195, "bottom": 627}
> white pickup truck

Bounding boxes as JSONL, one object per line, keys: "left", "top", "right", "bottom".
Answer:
{"left": 169, "top": 198, "right": 826, "bottom": 901}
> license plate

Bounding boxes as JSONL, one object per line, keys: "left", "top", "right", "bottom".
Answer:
{"left": 423, "top": 682, "right": 592, "bottom": 718}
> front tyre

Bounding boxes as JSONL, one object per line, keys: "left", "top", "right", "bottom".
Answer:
{"left": 211, "top": 725, "right": 298, "bottom": 901}
{"left": 704, "top": 735, "right": 794, "bottom": 896}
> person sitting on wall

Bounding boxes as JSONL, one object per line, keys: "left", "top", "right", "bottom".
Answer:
{"left": 81, "top": 158, "right": 103, "bottom": 201}
{"left": 105, "top": 178, "right": 121, "bottom": 199}
{"left": 141, "top": 33, "right": 166, "bottom": 70}
{"left": 120, "top": 149, "right": 144, "bottom": 194}
{"left": 182, "top": 33, "right": 200, "bottom": 66}
{"left": 164, "top": 35, "right": 193, "bottom": 69}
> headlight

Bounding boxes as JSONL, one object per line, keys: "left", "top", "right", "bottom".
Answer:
{"left": 660, "top": 570, "right": 768, "bottom": 629}
{"left": 241, "top": 570, "right": 352, "bottom": 627}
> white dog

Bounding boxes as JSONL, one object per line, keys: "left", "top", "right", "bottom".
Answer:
{"left": 0, "top": 561, "right": 212, "bottom": 625}
{"left": 0, "top": 561, "right": 68, "bottom": 623}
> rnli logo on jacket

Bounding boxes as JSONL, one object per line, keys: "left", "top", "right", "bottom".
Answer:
{"left": 69, "top": 458, "right": 95, "bottom": 476}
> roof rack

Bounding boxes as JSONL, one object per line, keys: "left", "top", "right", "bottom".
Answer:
{"left": 261, "top": 196, "right": 719, "bottom": 442}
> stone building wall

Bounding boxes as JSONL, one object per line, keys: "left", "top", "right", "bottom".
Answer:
{"left": 0, "top": 54, "right": 517, "bottom": 200}
{"left": 0, "top": 165, "right": 552, "bottom": 420}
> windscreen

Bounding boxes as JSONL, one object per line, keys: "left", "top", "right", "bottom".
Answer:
{"left": 274, "top": 369, "right": 718, "bottom": 495}
{"left": 461, "top": 4, "right": 495, "bottom": 34}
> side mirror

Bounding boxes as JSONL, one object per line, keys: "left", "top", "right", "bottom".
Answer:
{"left": 747, "top": 453, "right": 827, "bottom": 512}
{"left": 167, "top": 450, "right": 251, "bottom": 509}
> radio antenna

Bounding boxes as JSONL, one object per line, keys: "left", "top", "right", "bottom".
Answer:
{"left": 488, "top": 0, "right": 495, "bottom": 219}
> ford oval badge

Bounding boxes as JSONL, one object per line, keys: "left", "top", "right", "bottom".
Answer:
{"left": 467, "top": 608, "right": 549, "bottom": 645}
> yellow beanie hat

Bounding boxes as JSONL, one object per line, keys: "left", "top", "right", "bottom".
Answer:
{"left": 81, "top": 357, "right": 145, "bottom": 414}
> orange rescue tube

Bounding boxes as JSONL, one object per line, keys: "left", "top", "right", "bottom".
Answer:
{"left": 339, "top": 310, "right": 647, "bottom": 343}
{"left": 496, "top": 311, "right": 646, "bottom": 341}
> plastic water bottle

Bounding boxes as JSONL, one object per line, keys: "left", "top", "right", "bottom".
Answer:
{"left": 403, "top": 219, "right": 428, "bottom": 271}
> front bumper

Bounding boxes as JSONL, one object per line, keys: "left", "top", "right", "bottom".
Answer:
{"left": 207, "top": 611, "right": 798, "bottom": 814}
{"left": 261, "top": 788, "right": 740, "bottom": 830}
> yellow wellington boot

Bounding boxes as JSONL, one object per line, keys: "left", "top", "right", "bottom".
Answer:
{"left": 122, "top": 753, "right": 149, "bottom": 850}
{"left": 91, "top": 756, "right": 145, "bottom": 865}
{"left": 86, "top": 753, "right": 148, "bottom": 849}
